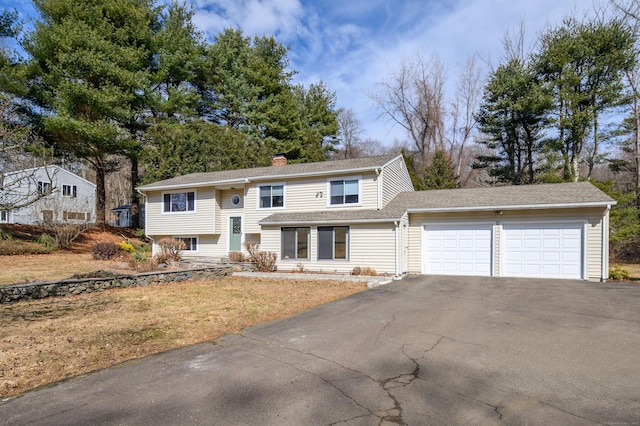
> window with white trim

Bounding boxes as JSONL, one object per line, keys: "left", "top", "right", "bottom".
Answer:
{"left": 329, "top": 179, "right": 359, "bottom": 205}
{"left": 163, "top": 191, "right": 195, "bottom": 213}
{"left": 63, "top": 211, "right": 90, "bottom": 221}
{"left": 0, "top": 210, "right": 9, "bottom": 223}
{"left": 318, "top": 226, "right": 349, "bottom": 260}
{"left": 259, "top": 185, "right": 284, "bottom": 208}
{"left": 281, "top": 227, "right": 310, "bottom": 260}
{"left": 176, "top": 237, "right": 197, "bottom": 252}
{"left": 37, "top": 181, "right": 52, "bottom": 195}
{"left": 62, "top": 184, "right": 77, "bottom": 197}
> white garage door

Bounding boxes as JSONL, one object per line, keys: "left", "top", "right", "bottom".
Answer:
{"left": 423, "top": 224, "right": 492, "bottom": 276}
{"left": 502, "top": 223, "right": 583, "bottom": 279}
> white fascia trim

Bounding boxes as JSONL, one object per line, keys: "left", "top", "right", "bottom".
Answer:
{"left": 136, "top": 165, "right": 388, "bottom": 192}
{"left": 406, "top": 201, "right": 614, "bottom": 213}
{"left": 259, "top": 217, "right": 402, "bottom": 226}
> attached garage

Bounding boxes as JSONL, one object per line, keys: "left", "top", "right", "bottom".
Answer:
{"left": 501, "top": 222, "right": 584, "bottom": 279}
{"left": 396, "top": 182, "right": 616, "bottom": 281}
{"left": 422, "top": 224, "right": 492, "bottom": 276}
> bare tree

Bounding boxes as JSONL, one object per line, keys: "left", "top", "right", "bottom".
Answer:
{"left": 337, "top": 108, "right": 363, "bottom": 159}
{"left": 371, "top": 51, "right": 447, "bottom": 167}
{"left": 0, "top": 99, "right": 54, "bottom": 211}
{"left": 448, "top": 56, "right": 484, "bottom": 182}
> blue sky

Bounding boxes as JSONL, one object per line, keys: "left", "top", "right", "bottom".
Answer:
{"left": 3, "top": 0, "right": 597, "bottom": 144}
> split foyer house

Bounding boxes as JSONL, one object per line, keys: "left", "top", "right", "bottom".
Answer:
{"left": 137, "top": 154, "right": 615, "bottom": 281}
{"left": 1, "top": 165, "right": 96, "bottom": 225}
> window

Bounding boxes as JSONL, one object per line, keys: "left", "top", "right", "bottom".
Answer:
{"left": 176, "top": 237, "right": 197, "bottom": 252}
{"left": 0, "top": 210, "right": 8, "bottom": 223}
{"left": 259, "top": 185, "right": 284, "bottom": 208}
{"left": 62, "top": 184, "right": 77, "bottom": 197}
{"left": 63, "top": 211, "right": 89, "bottom": 221}
{"left": 163, "top": 191, "right": 195, "bottom": 213}
{"left": 37, "top": 181, "right": 52, "bottom": 195}
{"left": 281, "top": 227, "right": 310, "bottom": 260}
{"left": 329, "top": 179, "right": 359, "bottom": 205}
{"left": 318, "top": 226, "right": 349, "bottom": 260}
{"left": 231, "top": 194, "right": 241, "bottom": 206}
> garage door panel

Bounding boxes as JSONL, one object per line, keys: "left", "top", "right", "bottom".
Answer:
{"left": 503, "top": 223, "right": 583, "bottom": 279}
{"left": 423, "top": 224, "right": 492, "bottom": 277}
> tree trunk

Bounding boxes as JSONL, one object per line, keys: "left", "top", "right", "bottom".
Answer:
{"left": 94, "top": 162, "right": 106, "bottom": 225}
{"left": 587, "top": 111, "right": 598, "bottom": 181}
{"left": 130, "top": 155, "right": 139, "bottom": 228}
{"left": 635, "top": 99, "right": 640, "bottom": 208}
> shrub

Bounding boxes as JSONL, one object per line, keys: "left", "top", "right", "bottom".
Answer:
{"left": 155, "top": 238, "right": 186, "bottom": 264}
{"left": 609, "top": 265, "right": 630, "bottom": 281}
{"left": 351, "top": 266, "right": 362, "bottom": 276}
{"left": 128, "top": 251, "right": 158, "bottom": 272}
{"left": 118, "top": 242, "right": 135, "bottom": 253}
{"left": 0, "top": 228, "right": 12, "bottom": 241}
{"left": 244, "top": 241, "right": 277, "bottom": 272}
{"left": 0, "top": 240, "right": 54, "bottom": 255}
{"left": 228, "top": 251, "right": 245, "bottom": 263}
{"left": 40, "top": 222, "right": 91, "bottom": 250}
{"left": 296, "top": 263, "right": 305, "bottom": 273}
{"left": 91, "top": 241, "right": 120, "bottom": 260}
{"left": 360, "top": 267, "right": 378, "bottom": 276}
{"left": 36, "top": 234, "right": 58, "bottom": 250}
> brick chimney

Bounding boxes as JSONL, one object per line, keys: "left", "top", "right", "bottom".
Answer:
{"left": 272, "top": 153, "right": 287, "bottom": 167}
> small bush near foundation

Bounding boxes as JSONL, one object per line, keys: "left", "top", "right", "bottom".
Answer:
{"left": 351, "top": 266, "right": 377, "bottom": 276}
{"left": 228, "top": 251, "right": 245, "bottom": 263}
{"left": 609, "top": 265, "right": 630, "bottom": 281}
{"left": 91, "top": 242, "right": 120, "bottom": 260}
{"left": 118, "top": 242, "right": 135, "bottom": 253}
{"left": 244, "top": 241, "right": 277, "bottom": 272}
{"left": 156, "top": 238, "right": 186, "bottom": 262}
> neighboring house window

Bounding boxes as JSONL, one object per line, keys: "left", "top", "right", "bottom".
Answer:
{"left": 37, "top": 181, "right": 52, "bottom": 195}
{"left": 163, "top": 191, "right": 195, "bottom": 213}
{"left": 64, "top": 211, "right": 89, "bottom": 221}
{"left": 0, "top": 210, "right": 8, "bottom": 223}
{"left": 62, "top": 184, "right": 77, "bottom": 197}
{"left": 175, "top": 237, "right": 197, "bottom": 252}
{"left": 281, "top": 227, "right": 310, "bottom": 260}
{"left": 42, "top": 210, "right": 53, "bottom": 222}
{"left": 259, "top": 185, "right": 284, "bottom": 208}
{"left": 329, "top": 179, "right": 359, "bottom": 205}
{"left": 318, "top": 226, "right": 349, "bottom": 260}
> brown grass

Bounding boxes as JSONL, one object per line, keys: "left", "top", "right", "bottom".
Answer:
{"left": 0, "top": 276, "right": 366, "bottom": 398}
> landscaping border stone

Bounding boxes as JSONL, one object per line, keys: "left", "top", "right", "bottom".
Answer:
{"left": 0, "top": 266, "right": 233, "bottom": 304}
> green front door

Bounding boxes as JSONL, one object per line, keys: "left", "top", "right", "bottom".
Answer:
{"left": 229, "top": 216, "right": 242, "bottom": 251}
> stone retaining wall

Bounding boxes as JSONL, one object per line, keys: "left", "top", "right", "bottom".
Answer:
{"left": 0, "top": 266, "right": 233, "bottom": 304}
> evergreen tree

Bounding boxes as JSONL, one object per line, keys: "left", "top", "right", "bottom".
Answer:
{"left": 421, "top": 150, "right": 458, "bottom": 189}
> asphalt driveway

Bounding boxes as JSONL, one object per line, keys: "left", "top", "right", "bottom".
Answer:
{"left": 2, "top": 275, "right": 640, "bottom": 425}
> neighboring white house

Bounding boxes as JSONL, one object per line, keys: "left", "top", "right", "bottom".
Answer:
{"left": 1, "top": 165, "right": 96, "bottom": 225}
{"left": 137, "top": 154, "right": 616, "bottom": 281}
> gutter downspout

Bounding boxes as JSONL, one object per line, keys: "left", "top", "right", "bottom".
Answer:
{"left": 136, "top": 189, "right": 155, "bottom": 255}
{"left": 602, "top": 204, "right": 611, "bottom": 282}
{"left": 375, "top": 168, "right": 382, "bottom": 210}
{"left": 394, "top": 220, "right": 400, "bottom": 278}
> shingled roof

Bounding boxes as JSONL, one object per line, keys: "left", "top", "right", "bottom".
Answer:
{"left": 387, "top": 181, "right": 615, "bottom": 212}
{"left": 137, "top": 154, "right": 399, "bottom": 190}
{"left": 259, "top": 182, "right": 614, "bottom": 225}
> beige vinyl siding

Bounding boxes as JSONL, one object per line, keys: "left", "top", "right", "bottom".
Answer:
{"left": 145, "top": 187, "right": 217, "bottom": 235}
{"left": 244, "top": 172, "right": 380, "bottom": 234}
{"left": 408, "top": 207, "right": 607, "bottom": 280}
{"left": 381, "top": 156, "right": 414, "bottom": 207}
{"left": 587, "top": 218, "right": 603, "bottom": 280}
{"left": 261, "top": 223, "right": 397, "bottom": 275}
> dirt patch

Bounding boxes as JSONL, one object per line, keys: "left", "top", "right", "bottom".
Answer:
{"left": 0, "top": 276, "right": 366, "bottom": 398}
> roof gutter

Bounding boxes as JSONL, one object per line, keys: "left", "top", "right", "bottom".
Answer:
{"left": 259, "top": 217, "right": 403, "bottom": 226}
{"left": 136, "top": 165, "right": 388, "bottom": 192}
{"left": 406, "top": 201, "right": 615, "bottom": 213}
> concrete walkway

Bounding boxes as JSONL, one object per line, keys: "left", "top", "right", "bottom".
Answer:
{"left": 2, "top": 275, "right": 639, "bottom": 425}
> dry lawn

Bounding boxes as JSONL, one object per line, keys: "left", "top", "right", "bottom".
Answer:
{"left": 0, "top": 276, "right": 366, "bottom": 398}
{"left": 0, "top": 252, "right": 134, "bottom": 285}
{"left": 613, "top": 263, "right": 640, "bottom": 280}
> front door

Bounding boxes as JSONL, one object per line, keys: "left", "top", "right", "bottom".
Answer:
{"left": 229, "top": 216, "right": 242, "bottom": 252}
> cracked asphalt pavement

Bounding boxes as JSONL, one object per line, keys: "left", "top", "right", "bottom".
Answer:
{"left": 2, "top": 275, "right": 640, "bottom": 425}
